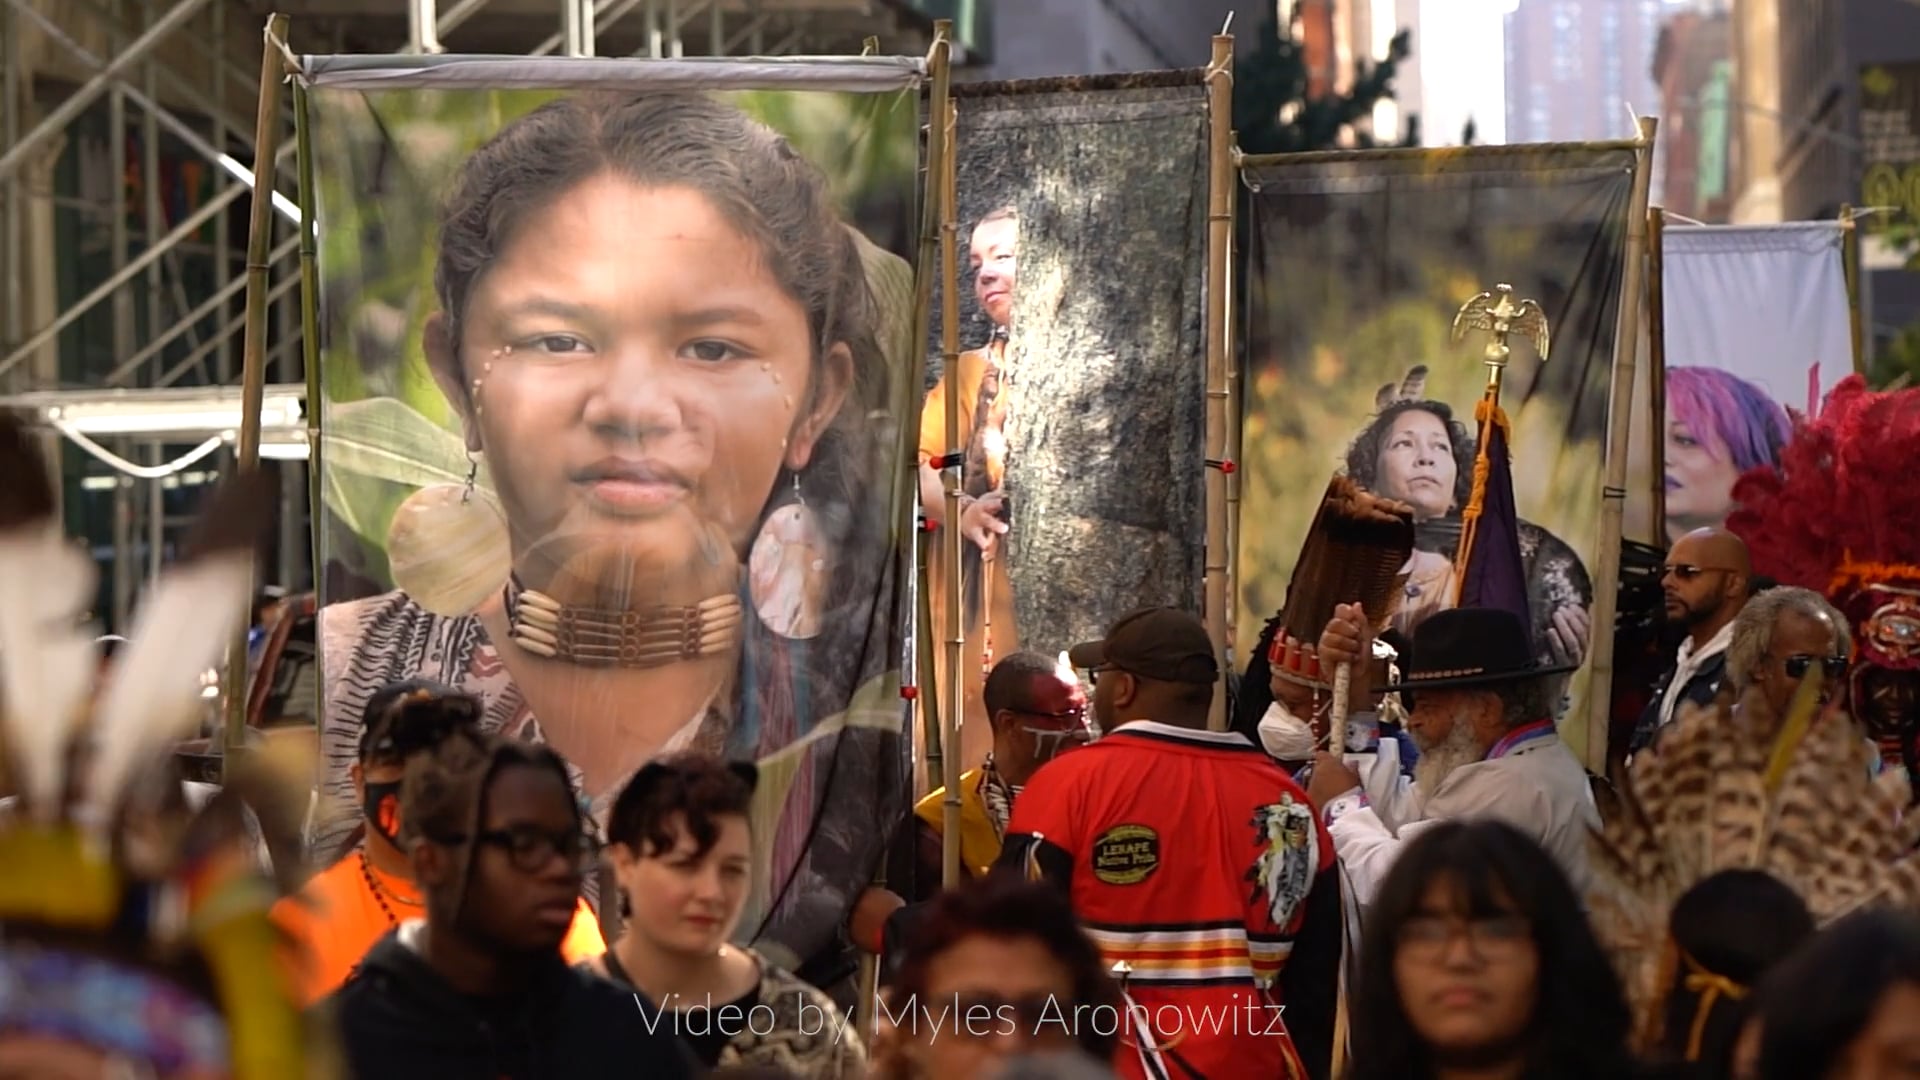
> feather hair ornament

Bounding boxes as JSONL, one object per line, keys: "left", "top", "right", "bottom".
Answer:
{"left": 1588, "top": 679, "right": 1920, "bottom": 1051}
{"left": 83, "top": 466, "right": 274, "bottom": 831}
{"left": 0, "top": 410, "right": 312, "bottom": 1077}
{"left": 0, "top": 414, "right": 99, "bottom": 820}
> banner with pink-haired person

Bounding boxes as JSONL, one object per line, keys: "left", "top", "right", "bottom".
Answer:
{"left": 1653, "top": 222, "right": 1855, "bottom": 545}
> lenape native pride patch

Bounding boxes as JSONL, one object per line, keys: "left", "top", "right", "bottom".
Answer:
{"left": 1091, "top": 824, "right": 1161, "bottom": 885}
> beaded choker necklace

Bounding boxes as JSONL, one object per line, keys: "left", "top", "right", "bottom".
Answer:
{"left": 357, "top": 849, "right": 422, "bottom": 929}
{"left": 503, "top": 579, "right": 742, "bottom": 669}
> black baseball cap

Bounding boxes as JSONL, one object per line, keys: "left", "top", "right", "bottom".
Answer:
{"left": 1068, "top": 607, "right": 1219, "bottom": 685}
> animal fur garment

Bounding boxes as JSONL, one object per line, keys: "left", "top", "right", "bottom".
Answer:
{"left": 1588, "top": 684, "right": 1920, "bottom": 1048}
{"left": 1279, "top": 475, "right": 1417, "bottom": 646}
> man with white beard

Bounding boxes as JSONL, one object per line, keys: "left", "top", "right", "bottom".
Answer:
{"left": 1301, "top": 605, "right": 1598, "bottom": 906}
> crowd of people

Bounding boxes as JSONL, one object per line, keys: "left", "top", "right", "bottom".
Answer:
{"left": 6, "top": 366, "right": 1920, "bottom": 1080}
{"left": 3, "top": 77, "right": 1918, "bottom": 1074}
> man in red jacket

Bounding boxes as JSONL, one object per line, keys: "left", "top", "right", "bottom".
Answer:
{"left": 997, "top": 607, "right": 1341, "bottom": 1080}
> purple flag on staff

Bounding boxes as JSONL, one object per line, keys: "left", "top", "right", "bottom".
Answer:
{"left": 1456, "top": 406, "right": 1533, "bottom": 643}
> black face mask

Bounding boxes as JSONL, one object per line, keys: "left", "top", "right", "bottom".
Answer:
{"left": 364, "top": 780, "right": 405, "bottom": 849}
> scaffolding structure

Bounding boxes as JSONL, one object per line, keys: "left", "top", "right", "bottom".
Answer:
{"left": 0, "top": 0, "right": 943, "bottom": 629}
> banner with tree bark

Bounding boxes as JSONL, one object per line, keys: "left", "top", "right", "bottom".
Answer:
{"left": 1237, "top": 144, "right": 1638, "bottom": 754}
{"left": 299, "top": 59, "right": 922, "bottom": 980}
{"left": 922, "top": 72, "right": 1210, "bottom": 779}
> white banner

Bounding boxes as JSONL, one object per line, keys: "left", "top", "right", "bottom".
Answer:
{"left": 1655, "top": 222, "right": 1853, "bottom": 543}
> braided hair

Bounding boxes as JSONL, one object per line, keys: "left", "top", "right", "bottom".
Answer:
{"left": 399, "top": 729, "right": 577, "bottom": 924}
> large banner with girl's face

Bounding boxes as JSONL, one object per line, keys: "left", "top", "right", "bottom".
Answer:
{"left": 302, "top": 62, "right": 921, "bottom": 976}
{"left": 1238, "top": 145, "right": 1637, "bottom": 756}
{"left": 921, "top": 73, "right": 1210, "bottom": 777}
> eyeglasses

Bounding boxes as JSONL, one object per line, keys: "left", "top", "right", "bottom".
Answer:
{"left": 1085, "top": 665, "right": 1117, "bottom": 686}
{"left": 1662, "top": 564, "right": 1736, "bottom": 582}
{"left": 1396, "top": 914, "right": 1532, "bottom": 961}
{"left": 1013, "top": 703, "right": 1089, "bottom": 728}
{"left": 1779, "top": 654, "right": 1849, "bottom": 681}
{"left": 443, "top": 825, "right": 600, "bottom": 873}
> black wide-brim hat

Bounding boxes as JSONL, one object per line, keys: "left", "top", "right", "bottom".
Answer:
{"left": 1378, "top": 606, "right": 1577, "bottom": 693}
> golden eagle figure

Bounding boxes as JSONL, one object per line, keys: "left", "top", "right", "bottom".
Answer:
{"left": 1452, "top": 283, "right": 1551, "bottom": 367}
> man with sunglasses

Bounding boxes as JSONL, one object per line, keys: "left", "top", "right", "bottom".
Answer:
{"left": 909, "top": 650, "right": 1093, "bottom": 890}
{"left": 324, "top": 728, "right": 698, "bottom": 1077}
{"left": 276, "top": 679, "right": 604, "bottom": 1004}
{"left": 851, "top": 653, "right": 1092, "bottom": 966}
{"left": 1627, "top": 527, "right": 1754, "bottom": 761}
{"left": 1725, "top": 586, "right": 1855, "bottom": 736}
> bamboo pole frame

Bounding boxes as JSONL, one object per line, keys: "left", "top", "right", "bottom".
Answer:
{"left": 1225, "top": 135, "right": 1243, "bottom": 672}
{"left": 1203, "top": 35, "right": 1234, "bottom": 731}
{"left": 224, "top": 11, "right": 292, "bottom": 762}
{"left": 1646, "top": 207, "right": 1667, "bottom": 541}
{"left": 902, "top": 23, "right": 964, "bottom": 889}
{"left": 1583, "top": 116, "right": 1659, "bottom": 774}
{"left": 937, "top": 97, "right": 962, "bottom": 886}
{"left": 294, "top": 80, "right": 322, "bottom": 681}
{"left": 1842, "top": 204, "right": 1867, "bottom": 375}
{"left": 908, "top": 25, "right": 953, "bottom": 800}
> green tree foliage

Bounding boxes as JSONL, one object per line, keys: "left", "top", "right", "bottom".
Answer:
{"left": 1233, "top": 7, "right": 1416, "bottom": 155}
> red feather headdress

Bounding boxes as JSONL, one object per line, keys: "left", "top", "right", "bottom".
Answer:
{"left": 1727, "top": 376, "right": 1920, "bottom": 690}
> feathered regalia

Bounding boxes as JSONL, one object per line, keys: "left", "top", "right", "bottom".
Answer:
{"left": 0, "top": 411, "right": 318, "bottom": 1077}
{"left": 1587, "top": 686, "right": 1920, "bottom": 1052}
{"left": 1726, "top": 376, "right": 1920, "bottom": 781}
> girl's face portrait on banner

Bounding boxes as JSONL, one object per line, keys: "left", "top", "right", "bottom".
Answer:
{"left": 425, "top": 172, "right": 851, "bottom": 607}
{"left": 306, "top": 85, "right": 917, "bottom": 972}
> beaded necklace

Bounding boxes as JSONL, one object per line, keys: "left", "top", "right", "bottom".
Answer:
{"left": 357, "top": 848, "right": 422, "bottom": 928}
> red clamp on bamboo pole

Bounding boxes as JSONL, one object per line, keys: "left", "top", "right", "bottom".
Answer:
{"left": 1206, "top": 458, "right": 1237, "bottom": 474}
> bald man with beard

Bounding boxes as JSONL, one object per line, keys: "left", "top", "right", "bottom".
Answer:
{"left": 1627, "top": 528, "right": 1754, "bottom": 761}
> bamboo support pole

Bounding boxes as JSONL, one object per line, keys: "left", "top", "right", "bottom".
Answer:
{"left": 1842, "top": 204, "right": 1866, "bottom": 375}
{"left": 1646, "top": 207, "right": 1668, "bottom": 541}
{"left": 1225, "top": 134, "right": 1244, "bottom": 668}
{"left": 907, "top": 21, "right": 953, "bottom": 802}
{"left": 1203, "top": 35, "right": 1234, "bottom": 731}
{"left": 223, "top": 12, "right": 292, "bottom": 762}
{"left": 937, "top": 93, "right": 964, "bottom": 886}
{"left": 294, "top": 79, "right": 322, "bottom": 672}
{"left": 1582, "top": 115, "right": 1658, "bottom": 774}
{"left": 938, "top": 92, "right": 963, "bottom": 888}
{"left": 906, "top": 22, "right": 964, "bottom": 889}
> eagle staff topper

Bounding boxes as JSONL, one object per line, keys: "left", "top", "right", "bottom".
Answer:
{"left": 1452, "top": 283, "right": 1552, "bottom": 402}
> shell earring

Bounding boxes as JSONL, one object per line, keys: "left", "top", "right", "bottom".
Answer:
{"left": 386, "top": 351, "right": 512, "bottom": 617}
{"left": 747, "top": 473, "right": 830, "bottom": 640}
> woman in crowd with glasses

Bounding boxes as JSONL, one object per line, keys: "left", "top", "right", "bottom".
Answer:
{"left": 586, "top": 752, "right": 864, "bottom": 1078}
{"left": 1344, "top": 819, "right": 1638, "bottom": 1080}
